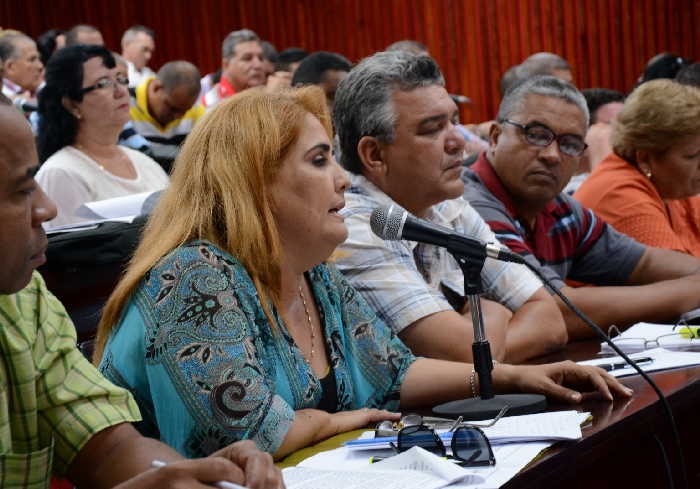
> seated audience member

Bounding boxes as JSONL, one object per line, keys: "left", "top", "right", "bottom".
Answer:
{"left": 386, "top": 39, "right": 430, "bottom": 57}
{"left": 275, "top": 47, "right": 308, "bottom": 74}
{"left": 36, "top": 28, "right": 65, "bottom": 66}
{"left": 462, "top": 75, "right": 700, "bottom": 338}
{"left": 563, "top": 87, "right": 626, "bottom": 195}
{"left": 499, "top": 64, "right": 520, "bottom": 97}
{"left": 575, "top": 80, "right": 700, "bottom": 257}
{"left": 121, "top": 25, "right": 156, "bottom": 88}
{"left": 130, "top": 60, "right": 204, "bottom": 171}
{"left": 262, "top": 40, "right": 293, "bottom": 93}
{"left": 0, "top": 94, "right": 283, "bottom": 489}
{"left": 202, "top": 29, "right": 266, "bottom": 109}
{"left": 467, "top": 53, "right": 572, "bottom": 148}
{"left": 64, "top": 24, "right": 104, "bottom": 46}
{"left": 0, "top": 32, "right": 43, "bottom": 104}
{"left": 332, "top": 52, "right": 568, "bottom": 363}
{"left": 36, "top": 45, "right": 168, "bottom": 229}
{"left": 261, "top": 40, "right": 278, "bottom": 77}
{"left": 292, "top": 51, "right": 351, "bottom": 110}
{"left": 676, "top": 62, "right": 700, "bottom": 87}
{"left": 113, "top": 53, "right": 152, "bottom": 154}
{"left": 499, "top": 53, "right": 573, "bottom": 102}
{"left": 637, "top": 52, "right": 691, "bottom": 85}
{"left": 518, "top": 52, "right": 573, "bottom": 84}
{"left": 93, "top": 86, "right": 629, "bottom": 459}
{"left": 583, "top": 88, "right": 626, "bottom": 125}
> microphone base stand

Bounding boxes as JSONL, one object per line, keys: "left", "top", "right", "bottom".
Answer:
{"left": 433, "top": 246, "right": 547, "bottom": 420}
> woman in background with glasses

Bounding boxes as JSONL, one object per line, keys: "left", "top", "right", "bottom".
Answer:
{"left": 93, "top": 86, "right": 632, "bottom": 461}
{"left": 36, "top": 45, "right": 168, "bottom": 229}
{"left": 575, "top": 80, "right": 700, "bottom": 257}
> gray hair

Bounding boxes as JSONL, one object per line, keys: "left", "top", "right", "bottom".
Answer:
{"left": 121, "top": 25, "right": 155, "bottom": 45}
{"left": 157, "top": 60, "right": 201, "bottom": 94}
{"left": 64, "top": 24, "right": 101, "bottom": 46}
{"left": 497, "top": 75, "right": 589, "bottom": 126}
{"left": 385, "top": 39, "right": 429, "bottom": 56}
{"left": 0, "top": 34, "right": 32, "bottom": 62}
{"left": 222, "top": 29, "right": 260, "bottom": 60}
{"left": 333, "top": 50, "right": 444, "bottom": 174}
{"left": 519, "top": 52, "right": 571, "bottom": 78}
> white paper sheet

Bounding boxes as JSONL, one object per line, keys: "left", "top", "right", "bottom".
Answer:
{"left": 345, "top": 410, "right": 586, "bottom": 450}
{"left": 283, "top": 447, "right": 479, "bottom": 489}
{"left": 296, "top": 442, "right": 552, "bottom": 489}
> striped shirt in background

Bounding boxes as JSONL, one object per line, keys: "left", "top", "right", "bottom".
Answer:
{"left": 334, "top": 174, "right": 543, "bottom": 335}
{"left": 463, "top": 153, "right": 645, "bottom": 289}
{"left": 129, "top": 77, "right": 205, "bottom": 169}
{"left": 0, "top": 272, "right": 140, "bottom": 489}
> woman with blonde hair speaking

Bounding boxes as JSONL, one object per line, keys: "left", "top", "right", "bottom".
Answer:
{"left": 575, "top": 80, "right": 700, "bottom": 256}
{"left": 94, "top": 86, "right": 630, "bottom": 459}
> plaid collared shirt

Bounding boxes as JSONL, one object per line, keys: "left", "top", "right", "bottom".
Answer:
{"left": 0, "top": 272, "right": 140, "bottom": 489}
{"left": 334, "top": 174, "right": 542, "bottom": 335}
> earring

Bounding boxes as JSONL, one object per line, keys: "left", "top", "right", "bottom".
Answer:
{"left": 644, "top": 168, "right": 652, "bottom": 179}
{"left": 74, "top": 111, "right": 81, "bottom": 119}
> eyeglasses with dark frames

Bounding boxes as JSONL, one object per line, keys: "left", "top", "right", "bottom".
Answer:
{"left": 80, "top": 75, "right": 130, "bottom": 94}
{"left": 500, "top": 119, "right": 588, "bottom": 157}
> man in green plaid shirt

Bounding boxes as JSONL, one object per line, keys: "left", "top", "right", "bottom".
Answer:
{"left": 0, "top": 97, "right": 283, "bottom": 488}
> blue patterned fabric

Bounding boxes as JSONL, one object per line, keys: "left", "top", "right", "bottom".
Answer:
{"left": 99, "top": 240, "right": 415, "bottom": 455}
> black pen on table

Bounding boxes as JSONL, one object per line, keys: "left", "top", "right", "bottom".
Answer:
{"left": 600, "top": 357, "right": 654, "bottom": 372}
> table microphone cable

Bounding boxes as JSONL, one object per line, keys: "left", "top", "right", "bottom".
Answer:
{"left": 522, "top": 262, "right": 687, "bottom": 489}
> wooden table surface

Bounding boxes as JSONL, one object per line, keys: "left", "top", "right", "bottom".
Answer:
{"left": 502, "top": 339, "right": 700, "bottom": 488}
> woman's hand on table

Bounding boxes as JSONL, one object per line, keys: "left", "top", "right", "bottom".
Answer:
{"left": 493, "top": 361, "right": 634, "bottom": 403}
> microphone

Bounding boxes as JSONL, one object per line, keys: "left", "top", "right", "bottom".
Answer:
{"left": 13, "top": 98, "right": 37, "bottom": 113}
{"left": 449, "top": 93, "right": 472, "bottom": 104}
{"left": 370, "top": 204, "right": 525, "bottom": 264}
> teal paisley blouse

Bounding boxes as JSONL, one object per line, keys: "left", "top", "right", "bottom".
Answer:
{"left": 99, "top": 240, "right": 416, "bottom": 455}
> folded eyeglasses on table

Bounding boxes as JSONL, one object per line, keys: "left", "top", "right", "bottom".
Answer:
{"left": 372, "top": 407, "right": 507, "bottom": 467}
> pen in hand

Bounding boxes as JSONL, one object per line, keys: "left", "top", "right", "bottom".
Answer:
{"left": 600, "top": 357, "right": 654, "bottom": 372}
{"left": 151, "top": 460, "right": 249, "bottom": 489}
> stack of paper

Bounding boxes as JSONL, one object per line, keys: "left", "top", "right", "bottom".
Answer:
{"left": 283, "top": 447, "right": 479, "bottom": 489}
{"left": 344, "top": 410, "right": 586, "bottom": 450}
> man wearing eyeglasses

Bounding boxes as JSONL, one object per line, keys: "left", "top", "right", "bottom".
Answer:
{"left": 463, "top": 75, "right": 700, "bottom": 339}
{"left": 334, "top": 52, "right": 569, "bottom": 365}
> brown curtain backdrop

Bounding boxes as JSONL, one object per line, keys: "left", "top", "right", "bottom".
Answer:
{"left": 4, "top": 0, "right": 698, "bottom": 122}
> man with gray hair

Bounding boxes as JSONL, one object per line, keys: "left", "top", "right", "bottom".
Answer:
{"left": 121, "top": 25, "right": 156, "bottom": 87}
{"left": 463, "top": 75, "right": 700, "bottom": 338}
{"left": 64, "top": 24, "right": 104, "bottom": 46}
{"left": 130, "top": 60, "right": 204, "bottom": 172}
{"left": 500, "top": 52, "right": 573, "bottom": 96}
{"left": 0, "top": 33, "right": 43, "bottom": 104}
{"left": 201, "top": 29, "right": 266, "bottom": 109}
{"left": 333, "top": 51, "right": 568, "bottom": 364}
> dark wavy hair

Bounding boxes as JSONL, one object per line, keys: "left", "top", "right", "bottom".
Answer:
{"left": 37, "top": 44, "right": 115, "bottom": 163}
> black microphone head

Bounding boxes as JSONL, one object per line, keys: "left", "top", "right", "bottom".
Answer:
{"left": 370, "top": 204, "right": 406, "bottom": 240}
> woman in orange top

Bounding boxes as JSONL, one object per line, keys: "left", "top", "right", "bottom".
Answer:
{"left": 575, "top": 79, "right": 700, "bottom": 257}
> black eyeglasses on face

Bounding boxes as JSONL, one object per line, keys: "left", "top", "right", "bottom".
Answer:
{"left": 392, "top": 424, "right": 495, "bottom": 467}
{"left": 81, "top": 75, "right": 129, "bottom": 94}
{"left": 500, "top": 119, "right": 588, "bottom": 157}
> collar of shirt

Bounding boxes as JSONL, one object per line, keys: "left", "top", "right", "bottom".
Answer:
{"left": 217, "top": 76, "right": 237, "bottom": 99}
{"left": 347, "top": 173, "right": 469, "bottom": 249}
{"left": 471, "top": 152, "right": 558, "bottom": 232}
{"left": 2, "top": 77, "right": 23, "bottom": 95}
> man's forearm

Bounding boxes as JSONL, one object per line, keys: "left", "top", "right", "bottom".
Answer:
{"left": 558, "top": 278, "right": 700, "bottom": 339}
{"left": 68, "top": 423, "right": 184, "bottom": 489}
{"left": 503, "top": 289, "right": 568, "bottom": 363}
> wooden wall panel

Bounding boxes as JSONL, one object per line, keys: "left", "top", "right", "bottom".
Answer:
{"left": 2, "top": 0, "right": 697, "bottom": 122}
